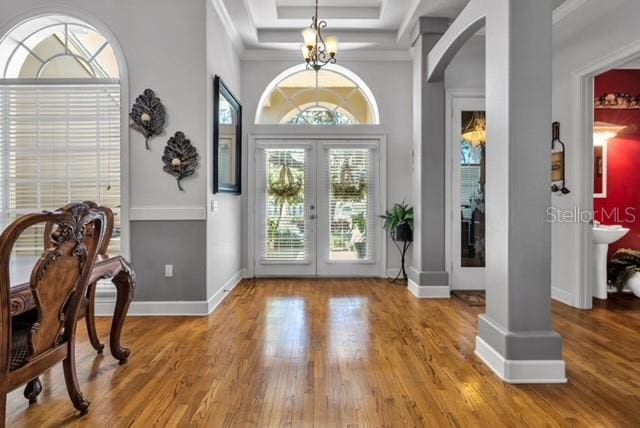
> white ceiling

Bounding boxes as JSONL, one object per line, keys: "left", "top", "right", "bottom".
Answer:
{"left": 215, "top": 0, "right": 573, "bottom": 59}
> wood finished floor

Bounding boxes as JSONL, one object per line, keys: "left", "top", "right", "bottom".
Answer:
{"left": 6, "top": 279, "right": 640, "bottom": 427}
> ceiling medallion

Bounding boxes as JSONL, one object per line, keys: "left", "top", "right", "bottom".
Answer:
{"left": 301, "top": 0, "right": 339, "bottom": 71}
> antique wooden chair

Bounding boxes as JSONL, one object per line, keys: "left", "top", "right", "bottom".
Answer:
{"left": 0, "top": 203, "right": 105, "bottom": 425}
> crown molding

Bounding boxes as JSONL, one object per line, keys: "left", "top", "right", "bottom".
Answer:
{"left": 210, "top": 0, "right": 246, "bottom": 56}
{"left": 242, "top": 49, "right": 412, "bottom": 62}
{"left": 552, "top": 0, "right": 589, "bottom": 25}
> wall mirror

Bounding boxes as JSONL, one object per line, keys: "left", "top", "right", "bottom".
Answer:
{"left": 214, "top": 75, "right": 242, "bottom": 194}
{"left": 594, "top": 144, "right": 607, "bottom": 198}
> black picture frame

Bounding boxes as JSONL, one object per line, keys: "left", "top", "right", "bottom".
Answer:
{"left": 213, "top": 75, "right": 242, "bottom": 194}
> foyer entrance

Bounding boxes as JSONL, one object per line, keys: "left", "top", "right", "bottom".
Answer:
{"left": 253, "top": 138, "right": 384, "bottom": 277}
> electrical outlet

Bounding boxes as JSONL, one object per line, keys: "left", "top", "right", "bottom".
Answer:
{"left": 212, "top": 200, "right": 219, "bottom": 213}
{"left": 164, "top": 264, "right": 173, "bottom": 277}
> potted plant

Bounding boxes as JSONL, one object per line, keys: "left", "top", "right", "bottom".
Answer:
{"left": 380, "top": 202, "right": 414, "bottom": 242}
{"left": 608, "top": 248, "right": 640, "bottom": 297}
{"left": 351, "top": 212, "right": 367, "bottom": 259}
{"left": 380, "top": 202, "right": 414, "bottom": 282}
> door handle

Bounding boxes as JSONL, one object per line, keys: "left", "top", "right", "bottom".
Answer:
{"left": 310, "top": 214, "right": 316, "bottom": 220}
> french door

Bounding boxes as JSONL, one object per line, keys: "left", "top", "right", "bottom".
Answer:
{"left": 450, "top": 97, "right": 487, "bottom": 290}
{"left": 254, "top": 139, "right": 383, "bottom": 277}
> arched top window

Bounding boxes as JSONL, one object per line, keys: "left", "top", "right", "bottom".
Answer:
{"left": 256, "top": 64, "right": 379, "bottom": 125}
{"left": 0, "top": 15, "right": 122, "bottom": 255}
{"left": 0, "top": 15, "right": 119, "bottom": 79}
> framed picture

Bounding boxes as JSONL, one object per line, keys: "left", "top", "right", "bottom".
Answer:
{"left": 213, "top": 75, "right": 242, "bottom": 194}
{"left": 594, "top": 145, "right": 607, "bottom": 198}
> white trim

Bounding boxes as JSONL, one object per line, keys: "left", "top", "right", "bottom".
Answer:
{"left": 475, "top": 336, "right": 567, "bottom": 384}
{"left": 571, "top": 39, "right": 640, "bottom": 309}
{"left": 209, "top": 0, "right": 245, "bottom": 56}
{"left": 408, "top": 279, "right": 450, "bottom": 299}
{"left": 445, "top": 90, "right": 486, "bottom": 291}
{"left": 254, "top": 63, "right": 381, "bottom": 125}
{"left": 247, "top": 133, "right": 388, "bottom": 278}
{"left": 206, "top": 269, "right": 246, "bottom": 313}
{"left": 95, "top": 269, "right": 246, "bottom": 316}
{"left": 552, "top": 0, "right": 588, "bottom": 25}
{"left": 386, "top": 268, "right": 402, "bottom": 278}
{"left": 129, "top": 206, "right": 207, "bottom": 221}
{"left": 551, "top": 286, "right": 573, "bottom": 306}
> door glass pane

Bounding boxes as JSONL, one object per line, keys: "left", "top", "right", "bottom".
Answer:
{"left": 264, "top": 149, "right": 307, "bottom": 260}
{"left": 460, "top": 111, "right": 486, "bottom": 268}
{"left": 329, "top": 148, "right": 370, "bottom": 261}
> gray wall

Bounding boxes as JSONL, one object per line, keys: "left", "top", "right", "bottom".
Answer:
{"left": 130, "top": 221, "right": 206, "bottom": 301}
{"left": 0, "top": 0, "right": 246, "bottom": 303}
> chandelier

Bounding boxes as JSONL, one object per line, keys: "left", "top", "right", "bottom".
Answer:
{"left": 301, "top": 0, "right": 339, "bottom": 71}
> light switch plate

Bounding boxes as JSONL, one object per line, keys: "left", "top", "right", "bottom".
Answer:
{"left": 164, "top": 264, "right": 173, "bottom": 277}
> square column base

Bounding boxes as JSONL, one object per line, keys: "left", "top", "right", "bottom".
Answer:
{"left": 475, "top": 336, "right": 567, "bottom": 384}
{"left": 407, "top": 267, "right": 450, "bottom": 298}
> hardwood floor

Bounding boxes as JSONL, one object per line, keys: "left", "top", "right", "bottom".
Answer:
{"left": 6, "top": 279, "right": 640, "bottom": 427}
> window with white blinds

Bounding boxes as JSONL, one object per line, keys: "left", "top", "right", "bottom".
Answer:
{"left": 0, "top": 83, "right": 121, "bottom": 255}
{"left": 260, "top": 148, "right": 310, "bottom": 261}
{"left": 327, "top": 148, "right": 376, "bottom": 261}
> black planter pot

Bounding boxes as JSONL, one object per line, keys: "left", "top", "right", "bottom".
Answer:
{"left": 393, "top": 223, "right": 413, "bottom": 242}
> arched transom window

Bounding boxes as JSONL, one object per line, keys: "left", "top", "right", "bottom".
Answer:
{"left": 0, "top": 15, "right": 121, "bottom": 255}
{"left": 256, "top": 64, "right": 379, "bottom": 125}
{"left": 0, "top": 15, "right": 119, "bottom": 79}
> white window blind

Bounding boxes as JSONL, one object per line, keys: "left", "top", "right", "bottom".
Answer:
{"left": 327, "top": 148, "right": 376, "bottom": 261}
{"left": 258, "top": 148, "right": 311, "bottom": 261}
{"left": 0, "top": 83, "right": 121, "bottom": 255}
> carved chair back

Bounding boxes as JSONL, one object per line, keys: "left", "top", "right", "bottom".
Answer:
{"left": 0, "top": 203, "right": 105, "bottom": 374}
{"left": 43, "top": 202, "right": 114, "bottom": 257}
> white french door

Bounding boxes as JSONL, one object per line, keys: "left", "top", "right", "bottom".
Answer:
{"left": 254, "top": 139, "right": 383, "bottom": 277}
{"left": 450, "top": 97, "right": 487, "bottom": 290}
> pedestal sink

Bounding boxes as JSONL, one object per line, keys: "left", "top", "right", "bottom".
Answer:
{"left": 593, "top": 225, "right": 630, "bottom": 299}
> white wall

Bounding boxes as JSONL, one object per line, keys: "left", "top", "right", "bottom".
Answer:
{"left": 551, "top": 0, "right": 640, "bottom": 307}
{"left": 206, "top": 0, "right": 244, "bottom": 300}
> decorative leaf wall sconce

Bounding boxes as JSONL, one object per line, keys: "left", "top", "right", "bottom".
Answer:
{"left": 162, "top": 132, "right": 199, "bottom": 191}
{"left": 130, "top": 89, "right": 166, "bottom": 150}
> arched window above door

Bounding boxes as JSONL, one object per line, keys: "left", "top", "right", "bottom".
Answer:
{"left": 0, "top": 15, "right": 119, "bottom": 79}
{"left": 256, "top": 64, "right": 380, "bottom": 125}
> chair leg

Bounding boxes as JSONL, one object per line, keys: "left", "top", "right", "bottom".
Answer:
{"left": 24, "top": 378, "right": 42, "bottom": 404}
{"left": 1, "top": 386, "right": 6, "bottom": 428}
{"left": 85, "top": 282, "right": 104, "bottom": 354}
{"left": 62, "top": 346, "right": 90, "bottom": 415}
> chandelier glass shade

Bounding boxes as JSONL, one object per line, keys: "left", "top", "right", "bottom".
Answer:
{"left": 301, "top": 0, "right": 339, "bottom": 71}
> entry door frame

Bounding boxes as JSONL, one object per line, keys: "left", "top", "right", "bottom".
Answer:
{"left": 445, "top": 90, "right": 486, "bottom": 290}
{"left": 247, "top": 132, "right": 387, "bottom": 278}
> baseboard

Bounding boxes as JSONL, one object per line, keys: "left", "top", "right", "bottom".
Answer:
{"left": 386, "top": 268, "right": 402, "bottom": 278}
{"left": 206, "top": 269, "right": 246, "bottom": 314}
{"left": 551, "top": 286, "right": 573, "bottom": 306}
{"left": 474, "top": 336, "right": 567, "bottom": 384}
{"left": 408, "top": 279, "right": 450, "bottom": 298}
{"left": 95, "top": 269, "right": 247, "bottom": 316}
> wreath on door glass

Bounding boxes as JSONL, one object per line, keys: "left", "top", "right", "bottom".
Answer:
{"left": 268, "top": 164, "right": 303, "bottom": 205}
{"left": 331, "top": 159, "right": 367, "bottom": 202}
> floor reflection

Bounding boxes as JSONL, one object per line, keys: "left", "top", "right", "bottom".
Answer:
{"left": 329, "top": 297, "right": 370, "bottom": 361}
{"left": 263, "top": 297, "right": 308, "bottom": 363}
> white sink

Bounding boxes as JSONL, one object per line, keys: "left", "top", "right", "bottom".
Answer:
{"left": 593, "top": 226, "right": 630, "bottom": 245}
{"left": 593, "top": 225, "right": 629, "bottom": 299}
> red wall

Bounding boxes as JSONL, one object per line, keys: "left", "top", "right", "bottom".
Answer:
{"left": 593, "top": 69, "right": 640, "bottom": 258}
